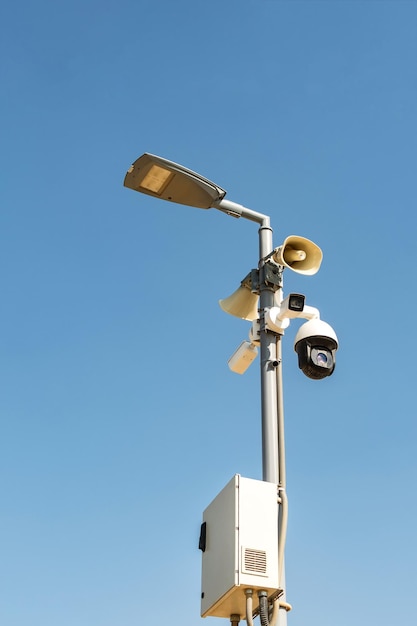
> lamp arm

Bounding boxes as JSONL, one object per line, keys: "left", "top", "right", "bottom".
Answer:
{"left": 213, "top": 199, "right": 270, "bottom": 228}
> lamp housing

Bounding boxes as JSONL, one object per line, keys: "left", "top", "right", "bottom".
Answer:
{"left": 124, "top": 153, "right": 226, "bottom": 209}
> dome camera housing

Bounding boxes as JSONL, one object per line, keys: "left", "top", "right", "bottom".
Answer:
{"left": 294, "top": 319, "right": 338, "bottom": 380}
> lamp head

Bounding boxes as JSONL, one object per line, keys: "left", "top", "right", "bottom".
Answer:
{"left": 124, "top": 153, "right": 226, "bottom": 209}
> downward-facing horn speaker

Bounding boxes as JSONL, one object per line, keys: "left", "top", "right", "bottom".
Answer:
{"left": 219, "top": 284, "right": 259, "bottom": 321}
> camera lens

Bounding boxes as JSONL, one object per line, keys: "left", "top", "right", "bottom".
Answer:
{"left": 295, "top": 339, "right": 336, "bottom": 379}
{"left": 311, "top": 347, "right": 333, "bottom": 369}
{"left": 316, "top": 351, "right": 328, "bottom": 365}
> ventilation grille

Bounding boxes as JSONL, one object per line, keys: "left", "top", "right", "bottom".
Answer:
{"left": 242, "top": 548, "right": 267, "bottom": 576}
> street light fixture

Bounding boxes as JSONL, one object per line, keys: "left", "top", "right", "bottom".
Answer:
{"left": 124, "top": 153, "right": 272, "bottom": 225}
{"left": 124, "top": 153, "right": 338, "bottom": 626}
{"left": 124, "top": 153, "right": 226, "bottom": 209}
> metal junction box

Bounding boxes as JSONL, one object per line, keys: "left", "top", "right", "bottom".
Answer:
{"left": 200, "top": 474, "right": 279, "bottom": 619}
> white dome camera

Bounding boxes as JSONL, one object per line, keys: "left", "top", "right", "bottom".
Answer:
{"left": 294, "top": 319, "right": 338, "bottom": 380}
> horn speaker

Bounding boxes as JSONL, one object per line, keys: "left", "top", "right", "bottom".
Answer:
{"left": 273, "top": 236, "right": 322, "bottom": 275}
{"left": 219, "top": 284, "right": 259, "bottom": 321}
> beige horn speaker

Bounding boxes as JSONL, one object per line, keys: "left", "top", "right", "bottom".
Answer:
{"left": 219, "top": 276, "right": 259, "bottom": 321}
{"left": 273, "top": 235, "right": 323, "bottom": 275}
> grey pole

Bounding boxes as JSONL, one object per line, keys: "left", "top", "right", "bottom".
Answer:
{"left": 257, "top": 220, "right": 288, "bottom": 626}
{"left": 257, "top": 220, "right": 280, "bottom": 485}
{"left": 215, "top": 203, "right": 280, "bottom": 485}
{"left": 216, "top": 201, "right": 281, "bottom": 483}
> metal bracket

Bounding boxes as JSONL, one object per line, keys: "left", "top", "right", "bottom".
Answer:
{"left": 239, "top": 264, "right": 281, "bottom": 294}
{"left": 240, "top": 269, "right": 260, "bottom": 294}
{"left": 262, "top": 261, "right": 283, "bottom": 289}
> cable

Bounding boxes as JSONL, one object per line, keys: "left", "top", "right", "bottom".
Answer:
{"left": 275, "top": 335, "right": 292, "bottom": 625}
{"left": 258, "top": 592, "right": 269, "bottom": 626}
{"left": 245, "top": 589, "right": 254, "bottom": 626}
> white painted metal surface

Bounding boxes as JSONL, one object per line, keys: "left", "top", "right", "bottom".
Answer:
{"left": 200, "top": 474, "right": 279, "bottom": 619}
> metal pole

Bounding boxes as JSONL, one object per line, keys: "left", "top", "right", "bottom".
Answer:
{"left": 258, "top": 220, "right": 279, "bottom": 485}
{"left": 214, "top": 203, "right": 282, "bottom": 484}
{"left": 258, "top": 222, "right": 288, "bottom": 626}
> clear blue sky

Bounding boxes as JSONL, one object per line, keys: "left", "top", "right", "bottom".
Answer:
{"left": 1, "top": 1, "right": 416, "bottom": 625}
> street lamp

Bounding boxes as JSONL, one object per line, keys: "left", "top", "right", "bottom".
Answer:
{"left": 124, "top": 153, "right": 338, "bottom": 626}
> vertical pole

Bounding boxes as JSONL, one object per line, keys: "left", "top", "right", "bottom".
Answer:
{"left": 258, "top": 219, "right": 279, "bottom": 485}
{"left": 258, "top": 221, "right": 288, "bottom": 626}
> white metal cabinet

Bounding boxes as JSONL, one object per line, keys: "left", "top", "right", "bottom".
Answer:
{"left": 200, "top": 474, "right": 279, "bottom": 619}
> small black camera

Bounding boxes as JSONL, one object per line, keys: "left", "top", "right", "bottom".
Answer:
{"left": 288, "top": 293, "right": 305, "bottom": 312}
